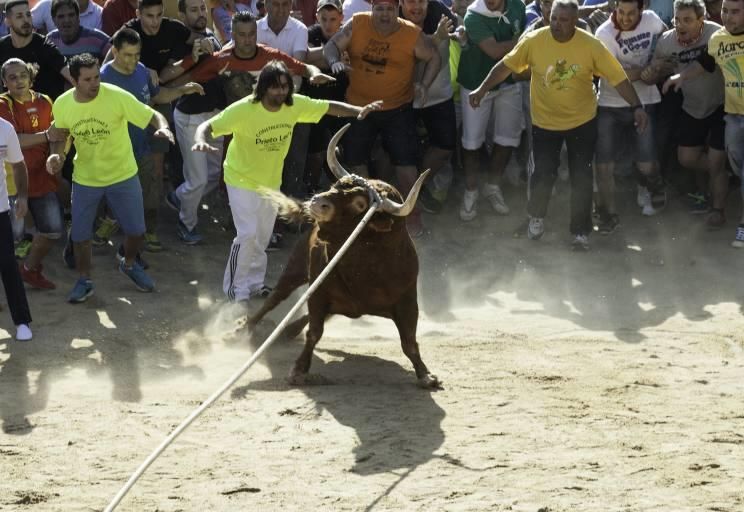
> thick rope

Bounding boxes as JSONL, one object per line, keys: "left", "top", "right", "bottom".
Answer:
{"left": 104, "top": 201, "right": 381, "bottom": 511}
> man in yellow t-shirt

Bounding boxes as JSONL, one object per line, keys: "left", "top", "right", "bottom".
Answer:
{"left": 46, "top": 53, "right": 175, "bottom": 303}
{"left": 469, "top": 0, "right": 648, "bottom": 251}
{"left": 193, "top": 60, "right": 381, "bottom": 302}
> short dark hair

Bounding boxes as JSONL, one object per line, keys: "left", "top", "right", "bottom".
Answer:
{"left": 51, "top": 0, "right": 80, "bottom": 18}
{"left": 617, "top": 0, "right": 644, "bottom": 10}
{"left": 4, "top": 0, "right": 29, "bottom": 15}
{"left": 253, "top": 60, "right": 293, "bottom": 106}
{"left": 69, "top": 53, "right": 99, "bottom": 80}
{"left": 112, "top": 27, "right": 142, "bottom": 49}
{"left": 232, "top": 10, "right": 256, "bottom": 26}
{"left": 138, "top": 0, "right": 163, "bottom": 11}
{"left": 675, "top": 0, "right": 706, "bottom": 17}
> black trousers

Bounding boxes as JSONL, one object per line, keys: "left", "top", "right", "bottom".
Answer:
{"left": 1, "top": 211, "right": 31, "bottom": 326}
{"left": 528, "top": 118, "right": 597, "bottom": 236}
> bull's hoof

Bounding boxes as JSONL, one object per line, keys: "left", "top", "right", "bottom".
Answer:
{"left": 417, "top": 373, "right": 442, "bottom": 389}
{"left": 287, "top": 368, "right": 307, "bottom": 386}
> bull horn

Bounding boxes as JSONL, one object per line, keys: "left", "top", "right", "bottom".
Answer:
{"left": 381, "top": 169, "right": 431, "bottom": 217}
{"left": 326, "top": 123, "right": 352, "bottom": 180}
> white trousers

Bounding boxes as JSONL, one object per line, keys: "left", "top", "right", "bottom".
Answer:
{"left": 223, "top": 185, "right": 277, "bottom": 302}
{"left": 174, "top": 109, "right": 224, "bottom": 230}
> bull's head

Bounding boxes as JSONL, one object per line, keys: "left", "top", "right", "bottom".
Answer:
{"left": 326, "top": 124, "right": 430, "bottom": 217}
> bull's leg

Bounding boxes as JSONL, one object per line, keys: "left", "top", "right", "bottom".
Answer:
{"left": 288, "top": 303, "right": 327, "bottom": 385}
{"left": 392, "top": 292, "right": 441, "bottom": 389}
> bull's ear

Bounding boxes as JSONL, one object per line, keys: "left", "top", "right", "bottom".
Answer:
{"left": 349, "top": 195, "right": 368, "bottom": 214}
{"left": 368, "top": 217, "right": 394, "bottom": 232}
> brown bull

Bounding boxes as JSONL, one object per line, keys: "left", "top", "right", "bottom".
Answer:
{"left": 248, "top": 125, "right": 440, "bottom": 389}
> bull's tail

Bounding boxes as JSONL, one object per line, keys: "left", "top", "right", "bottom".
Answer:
{"left": 257, "top": 188, "right": 308, "bottom": 225}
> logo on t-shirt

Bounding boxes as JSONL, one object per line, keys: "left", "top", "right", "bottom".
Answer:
{"left": 71, "top": 117, "right": 111, "bottom": 145}
{"left": 545, "top": 59, "right": 580, "bottom": 90}
{"left": 255, "top": 122, "right": 292, "bottom": 152}
{"left": 722, "top": 59, "right": 744, "bottom": 98}
{"left": 361, "top": 40, "right": 390, "bottom": 74}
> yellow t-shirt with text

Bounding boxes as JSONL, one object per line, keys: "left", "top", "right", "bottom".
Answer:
{"left": 211, "top": 94, "right": 329, "bottom": 191}
{"left": 52, "top": 83, "right": 155, "bottom": 187}
{"left": 708, "top": 28, "right": 744, "bottom": 115}
{"left": 503, "top": 27, "right": 628, "bottom": 131}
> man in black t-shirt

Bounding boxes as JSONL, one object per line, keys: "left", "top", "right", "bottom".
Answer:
{"left": 302, "top": 0, "right": 349, "bottom": 193}
{"left": 0, "top": 0, "right": 70, "bottom": 99}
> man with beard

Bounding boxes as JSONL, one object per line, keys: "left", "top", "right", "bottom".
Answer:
{"left": 192, "top": 60, "right": 381, "bottom": 303}
{"left": 643, "top": 0, "right": 726, "bottom": 229}
{"left": 664, "top": 0, "right": 744, "bottom": 247}
{"left": 0, "top": 0, "right": 71, "bottom": 99}
{"left": 46, "top": 0, "right": 111, "bottom": 60}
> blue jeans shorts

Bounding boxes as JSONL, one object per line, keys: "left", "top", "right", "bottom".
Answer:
{"left": 28, "top": 191, "right": 64, "bottom": 238}
{"left": 70, "top": 175, "right": 146, "bottom": 242}
{"left": 595, "top": 105, "right": 657, "bottom": 164}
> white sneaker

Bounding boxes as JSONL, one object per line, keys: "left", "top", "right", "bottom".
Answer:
{"left": 459, "top": 189, "right": 478, "bottom": 221}
{"left": 732, "top": 225, "right": 744, "bottom": 248}
{"left": 527, "top": 216, "right": 544, "bottom": 240}
{"left": 482, "top": 183, "right": 510, "bottom": 215}
{"left": 637, "top": 186, "right": 650, "bottom": 208}
{"left": 571, "top": 234, "right": 589, "bottom": 251}
{"left": 15, "top": 324, "right": 32, "bottom": 341}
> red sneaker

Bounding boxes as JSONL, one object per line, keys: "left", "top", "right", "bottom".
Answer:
{"left": 19, "top": 263, "right": 56, "bottom": 290}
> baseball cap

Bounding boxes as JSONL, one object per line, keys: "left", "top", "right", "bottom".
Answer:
{"left": 316, "top": 0, "right": 342, "bottom": 12}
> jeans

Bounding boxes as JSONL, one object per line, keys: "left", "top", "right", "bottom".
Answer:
{"left": 529, "top": 118, "right": 597, "bottom": 236}
{"left": 70, "top": 175, "right": 146, "bottom": 242}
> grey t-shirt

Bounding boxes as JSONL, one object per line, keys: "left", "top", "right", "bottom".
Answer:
{"left": 654, "top": 21, "right": 724, "bottom": 119}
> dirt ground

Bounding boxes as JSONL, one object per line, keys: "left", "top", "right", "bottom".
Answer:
{"left": 1, "top": 176, "right": 743, "bottom": 512}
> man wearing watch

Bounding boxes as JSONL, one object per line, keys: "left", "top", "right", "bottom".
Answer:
{"left": 46, "top": 53, "right": 174, "bottom": 303}
{"left": 470, "top": 0, "right": 647, "bottom": 251}
{"left": 324, "top": 0, "right": 440, "bottom": 237}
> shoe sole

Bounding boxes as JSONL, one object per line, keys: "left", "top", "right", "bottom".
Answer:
{"left": 69, "top": 289, "right": 94, "bottom": 303}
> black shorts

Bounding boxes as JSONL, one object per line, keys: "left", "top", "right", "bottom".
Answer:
{"left": 678, "top": 106, "right": 725, "bottom": 151}
{"left": 307, "top": 115, "right": 346, "bottom": 154}
{"left": 343, "top": 103, "right": 418, "bottom": 167}
{"left": 415, "top": 98, "right": 457, "bottom": 151}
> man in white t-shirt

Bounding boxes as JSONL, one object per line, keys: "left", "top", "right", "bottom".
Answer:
{"left": 594, "top": 0, "right": 666, "bottom": 233}
{"left": 0, "top": 117, "right": 32, "bottom": 341}
{"left": 32, "top": 0, "right": 103, "bottom": 33}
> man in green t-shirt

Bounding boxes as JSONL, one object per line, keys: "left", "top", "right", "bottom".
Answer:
{"left": 46, "top": 53, "right": 174, "bottom": 303}
{"left": 193, "top": 60, "right": 381, "bottom": 303}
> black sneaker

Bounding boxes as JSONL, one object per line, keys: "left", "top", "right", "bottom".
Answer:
{"left": 116, "top": 244, "right": 149, "bottom": 270}
{"left": 418, "top": 187, "right": 443, "bottom": 214}
{"left": 598, "top": 213, "right": 620, "bottom": 235}
{"left": 266, "top": 232, "right": 283, "bottom": 252}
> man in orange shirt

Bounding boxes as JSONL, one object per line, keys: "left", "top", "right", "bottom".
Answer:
{"left": 0, "top": 58, "right": 68, "bottom": 289}
{"left": 324, "top": 0, "right": 440, "bottom": 236}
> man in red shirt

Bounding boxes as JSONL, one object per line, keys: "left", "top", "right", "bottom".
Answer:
{"left": 0, "top": 58, "right": 68, "bottom": 289}
{"left": 101, "top": 0, "right": 136, "bottom": 35}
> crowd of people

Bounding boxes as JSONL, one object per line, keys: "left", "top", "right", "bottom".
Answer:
{"left": 0, "top": 0, "right": 743, "bottom": 341}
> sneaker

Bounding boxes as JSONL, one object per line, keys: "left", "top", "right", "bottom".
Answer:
{"left": 63, "top": 236, "right": 75, "bottom": 269}
{"left": 19, "top": 263, "right": 56, "bottom": 289}
{"left": 650, "top": 189, "right": 667, "bottom": 212}
{"left": 418, "top": 187, "right": 443, "bottom": 214}
{"left": 144, "top": 232, "right": 163, "bottom": 252}
{"left": 266, "top": 232, "right": 283, "bottom": 252}
{"left": 14, "top": 238, "right": 32, "bottom": 259}
{"left": 252, "top": 285, "right": 273, "bottom": 298}
{"left": 688, "top": 192, "right": 710, "bottom": 215}
{"left": 177, "top": 220, "right": 202, "bottom": 245}
{"left": 706, "top": 209, "right": 726, "bottom": 229}
{"left": 119, "top": 261, "right": 155, "bottom": 292}
{"left": 482, "top": 183, "right": 509, "bottom": 215}
{"left": 732, "top": 225, "right": 744, "bottom": 249}
{"left": 527, "top": 216, "right": 545, "bottom": 240}
{"left": 637, "top": 186, "right": 649, "bottom": 208}
{"left": 406, "top": 210, "right": 425, "bottom": 238}
{"left": 93, "top": 217, "right": 118, "bottom": 246}
{"left": 15, "top": 323, "right": 32, "bottom": 341}
{"left": 459, "top": 189, "right": 478, "bottom": 221}
{"left": 165, "top": 190, "right": 181, "bottom": 212}
{"left": 598, "top": 213, "right": 620, "bottom": 236}
{"left": 68, "top": 277, "right": 94, "bottom": 303}
{"left": 116, "top": 244, "right": 149, "bottom": 270}
{"left": 571, "top": 234, "right": 590, "bottom": 251}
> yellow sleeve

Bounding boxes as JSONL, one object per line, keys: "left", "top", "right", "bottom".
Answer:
{"left": 592, "top": 39, "right": 628, "bottom": 87}
{"left": 502, "top": 35, "right": 532, "bottom": 74}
